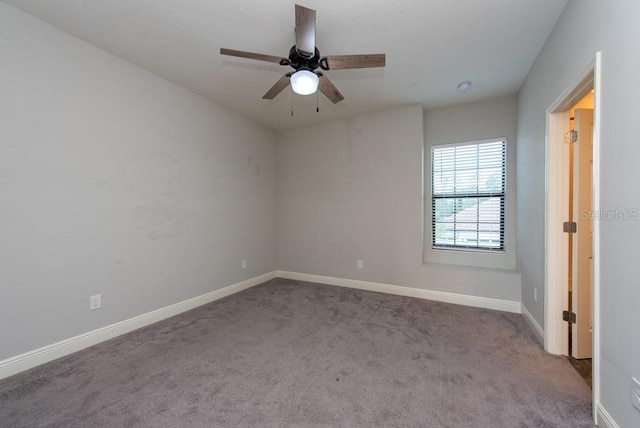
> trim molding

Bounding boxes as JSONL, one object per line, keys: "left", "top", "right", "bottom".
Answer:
{"left": 277, "top": 271, "right": 521, "bottom": 314}
{"left": 595, "top": 403, "right": 620, "bottom": 428}
{"left": 545, "top": 53, "right": 602, "bottom": 419}
{"left": 0, "top": 271, "right": 277, "bottom": 380}
{"left": 521, "top": 304, "right": 544, "bottom": 344}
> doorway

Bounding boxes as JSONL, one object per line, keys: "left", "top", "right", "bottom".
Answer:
{"left": 544, "top": 52, "right": 601, "bottom": 421}
{"left": 566, "top": 99, "right": 594, "bottom": 388}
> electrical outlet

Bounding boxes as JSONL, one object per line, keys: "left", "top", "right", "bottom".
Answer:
{"left": 241, "top": 259, "right": 247, "bottom": 269}
{"left": 533, "top": 287, "right": 538, "bottom": 302}
{"left": 89, "top": 294, "right": 101, "bottom": 311}
{"left": 632, "top": 377, "right": 640, "bottom": 412}
{"left": 357, "top": 260, "right": 364, "bottom": 269}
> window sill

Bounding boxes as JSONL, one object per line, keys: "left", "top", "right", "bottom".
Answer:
{"left": 423, "top": 246, "right": 515, "bottom": 271}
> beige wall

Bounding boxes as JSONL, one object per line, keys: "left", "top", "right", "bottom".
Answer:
{"left": 570, "top": 91, "right": 595, "bottom": 117}
{"left": 0, "top": 3, "right": 277, "bottom": 360}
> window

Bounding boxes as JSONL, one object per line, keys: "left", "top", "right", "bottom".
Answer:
{"left": 431, "top": 139, "right": 506, "bottom": 252}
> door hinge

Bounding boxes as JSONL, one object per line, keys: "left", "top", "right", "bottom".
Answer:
{"left": 563, "top": 221, "right": 577, "bottom": 233}
{"left": 563, "top": 310, "right": 576, "bottom": 324}
{"left": 565, "top": 130, "right": 578, "bottom": 144}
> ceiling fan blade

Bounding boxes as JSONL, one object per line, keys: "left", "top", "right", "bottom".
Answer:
{"left": 220, "top": 48, "right": 285, "bottom": 64}
{"left": 318, "top": 75, "right": 344, "bottom": 104}
{"left": 263, "top": 74, "right": 291, "bottom": 100}
{"left": 295, "top": 4, "right": 316, "bottom": 58}
{"left": 322, "top": 54, "right": 386, "bottom": 70}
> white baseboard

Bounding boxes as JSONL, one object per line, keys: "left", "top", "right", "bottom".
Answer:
{"left": 595, "top": 403, "right": 620, "bottom": 428}
{"left": 0, "top": 271, "right": 523, "bottom": 380}
{"left": 521, "top": 303, "right": 544, "bottom": 344}
{"left": 0, "top": 271, "right": 277, "bottom": 381}
{"left": 276, "top": 271, "right": 521, "bottom": 314}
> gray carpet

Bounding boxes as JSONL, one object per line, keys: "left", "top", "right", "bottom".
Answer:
{"left": 0, "top": 278, "right": 594, "bottom": 427}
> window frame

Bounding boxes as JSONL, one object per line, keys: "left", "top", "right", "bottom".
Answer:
{"left": 423, "top": 136, "right": 515, "bottom": 271}
{"left": 430, "top": 138, "right": 507, "bottom": 253}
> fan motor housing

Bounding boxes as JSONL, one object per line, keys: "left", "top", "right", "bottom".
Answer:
{"left": 286, "top": 46, "right": 329, "bottom": 72}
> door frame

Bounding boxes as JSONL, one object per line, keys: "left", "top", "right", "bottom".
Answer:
{"left": 544, "top": 51, "right": 601, "bottom": 419}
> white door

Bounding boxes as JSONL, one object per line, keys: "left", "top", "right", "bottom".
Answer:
{"left": 571, "top": 108, "right": 593, "bottom": 359}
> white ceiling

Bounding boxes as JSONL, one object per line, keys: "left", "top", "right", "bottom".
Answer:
{"left": 2, "top": 0, "right": 568, "bottom": 131}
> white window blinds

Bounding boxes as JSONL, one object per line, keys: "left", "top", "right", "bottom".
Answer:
{"left": 431, "top": 139, "right": 506, "bottom": 251}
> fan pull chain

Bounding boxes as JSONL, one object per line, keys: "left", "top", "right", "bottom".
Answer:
{"left": 291, "top": 89, "right": 294, "bottom": 117}
{"left": 316, "top": 90, "right": 319, "bottom": 113}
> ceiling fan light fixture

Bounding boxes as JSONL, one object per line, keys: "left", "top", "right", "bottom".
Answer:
{"left": 220, "top": 5, "right": 384, "bottom": 104}
{"left": 290, "top": 70, "right": 319, "bottom": 95}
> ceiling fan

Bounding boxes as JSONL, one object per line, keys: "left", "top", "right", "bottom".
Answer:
{"left": 220, "top": 4, "right": 386, "bottom": 104}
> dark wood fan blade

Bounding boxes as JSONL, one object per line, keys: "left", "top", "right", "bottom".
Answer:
{"left": 220, "top": 48, "right": 284, "bottom": 64}
{"left": 295, "top": 4, "right": 316, "bottom": 58}
{"left": 318, "top": 75, "right": 344, "bottom": 104}
{"left": 262, "top": 74, "right": 291, "bottom": 100}
{"left": 323, "top": 54, "right": 386, "bottom": 70}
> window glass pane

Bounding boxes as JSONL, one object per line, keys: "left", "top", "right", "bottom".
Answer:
{"left": 432, "top": 139, "right": 506, "bottom": 251}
